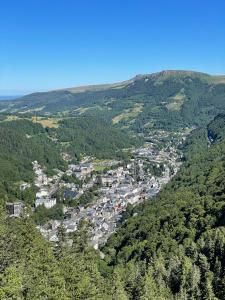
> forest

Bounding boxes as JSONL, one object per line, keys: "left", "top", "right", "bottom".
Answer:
{"left": 0, "top": 120, "right": 65, "bottom": 204}
{"left": 56, "top": 117, "right": 140, "bottom": 160}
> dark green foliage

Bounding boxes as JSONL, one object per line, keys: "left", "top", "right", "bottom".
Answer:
{"left": 77, "top": 186, "right": 100, "bottom": 206}
{"left": 207, "top": 113, "right": 225, "bottom": 141}
{"left": 61, "top": 173, "right": 82, "bottom": 185}
{"left": 0, "top": 120, "right": 66, "bottom": 204}
{"left": 0, "top": 211, "right": 112, "bottom": 299}
{"left": 58, "top": 222, "right": 112, "bottom": 299}
{"left": 57, "top": 117, "right": 140, "bottom": 159}
{"left": 33, "top": 203, "right": 64, "bottom": 225}
{"left": 0, "top": 119, "right": 45, "bottom": 135}
{"left": 0, "top": 211, "right": 69, "bottom": 299}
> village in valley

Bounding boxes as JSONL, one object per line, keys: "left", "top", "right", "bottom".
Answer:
{"left": 6, "top": 130, "right": 185, "bottom": 249}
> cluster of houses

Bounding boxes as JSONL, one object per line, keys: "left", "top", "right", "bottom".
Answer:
{"left": 5, "top": 135, "right": 182, "bottom": 248}
{"left": 88, "top": 182, "right": 145, "bottom": 249}
{"left": 33, "top": 161, "right": 61, "bottom": 209}
{"left": 36, "top": 143, "right": 181, "bottom": 248}
{"left": 66, "top": 162, "right": 94, "bottom": 179}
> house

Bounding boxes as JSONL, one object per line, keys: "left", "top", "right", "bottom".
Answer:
{"left": 66, "top": 169, "right": 73, "bottom": 176}
{"left": 119, "top": 189, "right": 130, "bottom": 200}
{"left": 63, "top": 190, "right": 78, "bottom": 200}
{"left": 102, "top": 222, "right": 109, "bottom": 231}
{"left": 48, "top": 231, "right": 58, "bottom": 242}
{"left": 20, "top": 182, "right": 31, "bottom": 191}
{"left": 6, "top": 202, "right": 24, "bottom": 217}
{"left": 49, "top": 220, "right": 61, "bottom": 230}
{"left": 35, "top": 198, "right": 57, "bottom": 209}
{"left": 44, "top": 198, "right": 57, "bottom": 209}
{"left": 77, "top": 205, "right": 85, "bottom": 212}
{"left": 36, "top": 189, "right": 49, "bottom": 199}
{"left": 63, "top": 220, "right": 77, "bottom": 233}
{"left": 35, "top": 198, "right": 45, "bottom": 207}
{"left": 128, "top": 195, "right": 140, "bottom": 204}
{"left": 71, "top": 163, "right": 94, "bottom": 178}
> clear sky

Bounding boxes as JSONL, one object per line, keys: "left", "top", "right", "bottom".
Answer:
{"left": 1, "top": 0, "right": 225, "bottom": 95}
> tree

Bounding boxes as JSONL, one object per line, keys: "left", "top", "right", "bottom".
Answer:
{"left": 111, "top": 268, "right": 128, "bottom": 300}
{"left": 0, "top": 264, "right": 23, "bottom": 300}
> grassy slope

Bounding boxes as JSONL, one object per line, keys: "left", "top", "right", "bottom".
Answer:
{"left": 1, "top": 70, "right": 225, "bottom": 132}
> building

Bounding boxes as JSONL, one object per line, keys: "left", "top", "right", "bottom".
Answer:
{"left": 63, "top": 190, "right": 78, "bottom": 200}
{"left": 63, "top": 220, "right": 77, "bottom": 233}
{"left": 36, "top": 189, "right": 49, "bottom": 199}
{"left": 20, "top": 182, "right": 31, "bottom": 191}
{"left": 35, "top": 198, "right": 57, "bottom": 209}
{"left": 6, "top": 202, "right": 24, "bottom": 217}
{"left": 70, "top": 163, "right": 94, "bottom": 178}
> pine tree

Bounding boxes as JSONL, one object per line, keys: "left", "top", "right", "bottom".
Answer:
{"left": 111, "top": 268, "right": 128, "bottom": 300}
{"left": 54, "top": 224, "right": 67, "bottom": 260}
{"left": 141, "top": 267, "right": 159, "bottom": 300}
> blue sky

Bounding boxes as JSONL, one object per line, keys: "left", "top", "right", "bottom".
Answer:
{"left": 0, "top": 0, "right": 225, "bottom": 95}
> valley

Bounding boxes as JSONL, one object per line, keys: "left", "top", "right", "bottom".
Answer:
{"left": 1, "top": 71, "right": 225, "bottom": 299}
{"left": 2, "top": 0, "right": 225, "bottom": 297}
{"left": 33, "top": 130, "right": 183, "bottom": 248}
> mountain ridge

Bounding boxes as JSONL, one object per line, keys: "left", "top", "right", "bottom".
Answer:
{"left": 4, "top": 70, "right": 225, "bottom": 100}
{"left": 1, "top": 70, "right": 225, "bottom": 131}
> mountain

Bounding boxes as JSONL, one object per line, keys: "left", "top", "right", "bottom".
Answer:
{"left": 1, "top": 70, "right": 225, "bottom": 131}
{"left": 0, "top": 95, "right": 21, "bottom": 101}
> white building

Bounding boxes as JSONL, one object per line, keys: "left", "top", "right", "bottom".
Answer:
{"left": 35, "top": 198, "right": 57, "bottom": 209}
{"left": 36, "top": 189, "right": 49, "bottom": 199}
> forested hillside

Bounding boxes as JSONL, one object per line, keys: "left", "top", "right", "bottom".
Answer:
{"left": 0, "top": 120, "right": 65, "bottom": 203}
{"left": 56, "top": 117, "right": 140, "bottom": 160}
{"left": 0, "top": 215, "right": 112, "bottom": 299}
{"left": 102, "top": 114, "right": 225, "bottom": 299}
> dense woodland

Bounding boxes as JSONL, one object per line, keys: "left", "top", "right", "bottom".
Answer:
{"left": 56, "top": 117, "right": 140, "bottom": 160}
{"left": 1, "top": 111, "right": 225, "bottom": 298}
{"left": 0, "top": 120, "right": 65, "bottom": 204}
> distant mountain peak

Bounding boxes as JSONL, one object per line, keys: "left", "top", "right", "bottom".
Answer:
{"left": 132, "top": 70, "right": 210, "bottom": 80}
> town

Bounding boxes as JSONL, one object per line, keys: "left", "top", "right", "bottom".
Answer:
{"left": 6, "top": 130, "right": 185, "bottom": 249}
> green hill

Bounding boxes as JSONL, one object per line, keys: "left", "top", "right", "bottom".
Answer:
{"left": 56, "top": 116, "right": 140, "bottom": 160}
{"left": 1, "top": 70, "right": 225, "bottom": 131}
